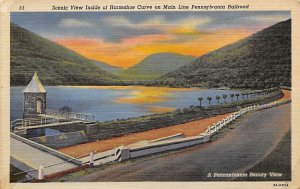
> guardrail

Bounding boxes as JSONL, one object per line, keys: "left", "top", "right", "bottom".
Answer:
{"left": 205, "top": 99, "right": 291, "bottom": 135}
{"left": 45, "top": 111, "right": 95, "bottom": 121}
{"left": 11, "top": 117, "right": 58, "bottom": 132}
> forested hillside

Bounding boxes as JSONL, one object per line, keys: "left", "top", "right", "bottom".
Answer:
{"left": 157, "top": 19, "right": 291, "bottom": 89}
{"left": 11, "top": 23, "right": 118, "bottom": 86}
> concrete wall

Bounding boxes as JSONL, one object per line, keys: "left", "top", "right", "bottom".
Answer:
{"left": 51, "top": 122, "right": 87, "bottom": 133}
{"left": 114, "top": 134, "right": 210, "bottom": 161}
{"left": 149, "top": 133, "right": 184, "bottom": 143}
{"left": 130, "top": 136, "right": 209, "bottom": 159}
{"left": 30, "top": 131, "right": 89, "bottom": 149}
{"left": 81, "top": 134, "right": 210, "bottom": 165}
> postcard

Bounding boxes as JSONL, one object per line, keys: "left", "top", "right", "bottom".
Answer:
{"left": 0, "top": 0, "right": 299, "bottom": 188}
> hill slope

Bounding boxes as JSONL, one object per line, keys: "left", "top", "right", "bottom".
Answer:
{"left": 11, "top": 23, "right": 118, "bottom": 86}
{"left": 157, "top": 19, "right": 291, "bottom": 89}
{"left": 91, "top": 60, "right": 124, "bottom": 75}
{"left": 119, "top": 53, "right": 195, "bottom": 80}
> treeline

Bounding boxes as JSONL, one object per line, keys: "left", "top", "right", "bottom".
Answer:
{"left": 197, "top": 88, "right": 280, "bottom": 106}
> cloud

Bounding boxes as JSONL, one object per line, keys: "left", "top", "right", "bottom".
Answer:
{"left": 139, "top": 16, "right": 167, "bottom": 28}
{"left": 176, "top": 16, "right": 211, "bottom": 28}
{"left": 120, "top": 34, "right": 174, "bottom": 46}
{"left": 167, "top": 17, "right": 211, "bottom": 37}
{"left": 102, "top": 15, "right": 165, "bottom": 29}
{"left": 101, "top": 15, "right": 210, "bottom": 33}
{"left": 103, "top": 16, "right": 132, "bottom": 26}
{"left": 98, "top": 15, "right": 212, "bottom": 43}
{"left": 59, "top": 18, "right": 94, "bottom": 28}
{"left": 245, "top": 15, "right": 290, "bottom": 23}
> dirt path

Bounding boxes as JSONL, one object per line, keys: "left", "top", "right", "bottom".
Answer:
{"left": 59, "top": 113, "right": 231, "bottom": 157}
{"left": 280, "top": 89, "right": 291, "bottom": 100}
{"left": 59, "top": 90, "right": 291, "bottom": 158}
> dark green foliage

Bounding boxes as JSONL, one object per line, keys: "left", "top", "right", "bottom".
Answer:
{"left": 10, "top": 23, "right": 118, "bottom": 86}
{"left": 230, "top": 94, "right": 235, "bottom": 101}
{"left": 59, "top": 105, "right": 72, "bottom": 113}
{"left": 198, "top": 97, "right": 203, "bottom": 106}
{"left": 157, "top": 19, "right": 291, "bottom": 89}
{"left": 216, "top": 95, "right": 221, "bottom": 103}
{"left": 207, "top": 96, "right": 212, "bottom": 104}
{"left": 222, "top": 94, "right": 228, "bottom": 103}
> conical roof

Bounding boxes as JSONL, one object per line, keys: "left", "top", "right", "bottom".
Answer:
{"left": 23, "top": 72, "right": 47, "bottom": 93}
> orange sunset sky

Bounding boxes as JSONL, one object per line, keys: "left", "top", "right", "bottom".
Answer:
{"left": 54, "top": 29, "right": 250, "bottom": 68}
{"left": 12, "top": 12, "right": 290, "bottom": 68}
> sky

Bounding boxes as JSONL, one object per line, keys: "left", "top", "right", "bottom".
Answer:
{"left": 11, "top": 11, "right": 290, "bottom": 68}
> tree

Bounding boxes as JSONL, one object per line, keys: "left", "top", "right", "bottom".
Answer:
{"left": 241, "top": 93, "right": 245, "bottom": 99}
{"left": 207, "top": 97, "right": 212, "bottom": 104}
{"left": 230, "top": 94, "right": 235, "bottom": 101}
{"left": 59, "top": 105, "right": 72, "bottom": 113}
{"left": 198, "top": 97, "right": 203, "bottom": 106}
{"left": 222, "top": 94, "right": 227, "bottom": 103}
{"left": 216, "top": 95, "right": 221, "bottom": 104}
{"left": 235, "top": 93, "right": 240, "bottom": 100}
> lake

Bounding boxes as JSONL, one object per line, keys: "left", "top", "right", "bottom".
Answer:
{"left": 11, "top": 86, "right": 241, "bottom": 122}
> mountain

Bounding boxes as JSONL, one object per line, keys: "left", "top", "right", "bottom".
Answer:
{"left": 10, "top": 23, "right": 118, "bottom": 86}
{"left": 118, "top": 53, "right": 195, "bottom": 80}
{"left": 157, "top": 19, "right": 291, "bottom": 89}
{"left": 91, "top": 60, "right": 124, "bottom": 75}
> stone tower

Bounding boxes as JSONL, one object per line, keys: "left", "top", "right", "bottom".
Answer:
{"left": 23, "top": 72, "right": 47, "bottom": 118}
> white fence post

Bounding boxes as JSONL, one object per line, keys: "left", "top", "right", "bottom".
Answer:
{"left": 38, "top": 165, "right": 44, "bottom": 180}
{"left": 89, "top": 151, "right": 94, "bottom": 166}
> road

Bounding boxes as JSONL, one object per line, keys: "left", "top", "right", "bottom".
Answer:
{"left": 74, "top": 103, "right": 291, "bottom": 181}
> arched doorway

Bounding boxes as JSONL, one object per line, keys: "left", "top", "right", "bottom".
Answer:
{"left": 36, "top": 99, "right": 42, "bottom": 113}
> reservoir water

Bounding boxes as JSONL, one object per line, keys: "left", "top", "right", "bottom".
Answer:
{"left": 11, "top": 86, "right": 241, "bottom": 122}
